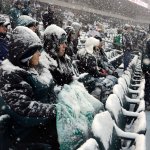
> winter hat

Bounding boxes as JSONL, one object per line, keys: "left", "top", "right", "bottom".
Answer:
{"left": 64, "top": 26, "right": 75, "bottom": 35}
{"left": 17, "top": 15, "right": 38, "bottom": 27}
{"left": 85, "top": 37, "right": 100, "bottom": 54}
{"left": 9, "top": 26, "right": 42, "bottom": 67}
{"left": 71, "top": 22, "right": 81, "bottom": 33}
{"left": 95, "top": 22, "right": 104, "bottom": 32}
{"left": 14, "top": 0, "right": 23, "bottom": 6}
{"left": 44, "top": 24, "right": 67, "bottom": 47}
{"left": 124, "top": 24, "right": 131, "bottom": 30}
{"left": 0, "top": 16, "right": 10, "bottom": 26}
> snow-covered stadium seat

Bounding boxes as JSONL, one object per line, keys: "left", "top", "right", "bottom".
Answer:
{"left": 92, "top": 111, "right": 146, "bottom": 150}
{"left": 105, "top": 94, "right": 146, "bottom": 134}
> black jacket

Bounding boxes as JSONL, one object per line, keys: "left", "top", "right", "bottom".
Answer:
{"left": 0, "top": 60, "right": 56, "bottom": 126}
{"left": 78, "top": 52, "right": 106, "bottom": 78}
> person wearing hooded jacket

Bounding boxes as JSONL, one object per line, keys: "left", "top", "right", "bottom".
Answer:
{"left": 77, "top": 37, "right": 117, "bottom": 101}
{"left": 42, "top": 24, "right": 77, "bottom": 86}
{"left": 0, "top": 26, "right": 59, "bottom": 149}
{"left": 9, "top": 0, "right": 23, "bottom": 29}
{"left": 122, "top": 24, "right": 133, "bottom": 70}
{"left": 78, "top": 37, "right": 108, "bottom": 78}
{"left": 0, "top": 17, "right": 10, "bottom": 63}
{"left": 17, "top": 15, "right": 40, "bottom": 36}
{"left": 22, "top": 0, "right": 31, "bottom": 16}
{"left": 64, "top": 26, "right": 76, "bottom": 59}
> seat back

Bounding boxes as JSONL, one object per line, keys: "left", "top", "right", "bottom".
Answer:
{"left": 105, "top": 94, "right": 126, "bottom": 130}
{"left": 92, "top": 111, "right": 121, "bottom": 150}
{"left": 77, "top": 138, "right": 99, "bottom": 150}
{"left": 113, "top": 84, "right": 125, "bottom": 105}
{"left": 122, "top": 74, "right": 131, "bottom": 87}
{"left": 118, "top": 77, "right": 128, "bottom": 94}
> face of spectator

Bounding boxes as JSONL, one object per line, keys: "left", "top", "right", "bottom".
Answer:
{"left": 29, "top": 24, "right": 38, "bottom": 33}
{"left": 58, "top": 42, "right": 67, "bottom": 57}
{"left": 0, "top": 24, "right": 8, "bottom": 34}
{"left": 17, "top": 4, "right": 22, "bottom": 9}
{"left": 29, "top": 50, "right": 41, "bottom": 67}
{"left": 127, "top": 27, "right": 132, "bottom": 33}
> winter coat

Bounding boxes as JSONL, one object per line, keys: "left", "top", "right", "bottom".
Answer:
{"left": 122, "top": 32, "right": 133, "bottom": 51}
{"left": 22, "top": 6, "right": 31, "bottom": 15}
{"left": 0, "top": 34, "right": 9, "bottom": 62}
{"left": 43, "top": 52, "right": 77, "bottom": 86}
{"left": 78, "top": 52, "right": 106, "bottom": 78}
{"left": 42, "top": 10, "right": 55, "bottom": 29}
{"left": 66, "top": 41, "right": 78, "bottom": 60}
{"left": 9, "top": 6, "right": 22, "bottom": 29}
{"left": 0, "top": 59, "right": 56, "bottom": 126}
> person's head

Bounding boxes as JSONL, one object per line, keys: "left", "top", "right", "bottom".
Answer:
{"left": 9, "top": 26, "right": 42, "bottom": 68}
{"left": 17, "top": 15, "right": 39, "bottom": 32}
{"left": 44, "top": 24, "right": 67, "bottom": 57}
{"left": 95, "top": 22, "right": 104, "bottom": 33}
{"left": 71, "top": 22, "right": 81, "bottom": 38}
{"left": 117, "top": 28, "right": 122, "bottom": 34}
{"left": 64, "top": 26, "right": 75, "bottom": 43}
{"left": 85, "top": 37, "right": 100, "bottom": 54}
{"left": 14, "top": 0, "right": 23, "bottom": 9}
{"left": 24, "top": 0, "right": 30, "bottom": 7}
{"left": 0, "top": 17, "right": 10, "bottom": 35}
{"left": 124, "top": 24, "right": 132, "bottom": 32}
{"left": 94, "top": 35, "right": 103, "bottom": 49}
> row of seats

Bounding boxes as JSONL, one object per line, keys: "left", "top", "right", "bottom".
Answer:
{"left": 78, "top": 55, "right": 146, "bottom": 150}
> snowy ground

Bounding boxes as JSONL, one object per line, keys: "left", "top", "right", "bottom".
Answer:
{"left": 146, "top": 111, "right": 150, "bottom": 149}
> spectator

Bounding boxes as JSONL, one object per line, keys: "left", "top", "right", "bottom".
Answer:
{"left": 17, "top": 15, "right": 39, "bottom": 33}
{"left": 22, "top": 0, "right": 31, "bottom": 15}
{"left": 42, "top": 5, "right": 55, "bottom": 29}
{"left": 9, "top": 0, "right": 23, "bottom": 29}
{"left": 0, "top": 26, "right": 59, "bottom": 149}
{"left": 64, "top": 26, "right": 76, "bottom": 59}
{"left": 113, "top": 28, "right": 122, "bottom": 50}
{"left": 122, "top": 24, "right": 133, "bottom": 70}
{"left": 43, "top": 24, "right": 77, "bottom": 86}
{"left": 0, "top": 16, "right": 10, "bottom": 63}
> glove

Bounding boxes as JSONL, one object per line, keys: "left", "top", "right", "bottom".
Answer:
{"left": 99, "top": 69, "right": 108, "bottom": 77}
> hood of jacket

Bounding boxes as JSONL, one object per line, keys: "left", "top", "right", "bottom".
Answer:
{"left": 85, "top": 37, "right": 100, "bottom": 54}
{"left": 9, "top": 26, "right": 42, "bottom": 68}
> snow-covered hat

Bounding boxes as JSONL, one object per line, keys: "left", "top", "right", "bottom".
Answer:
{"left": 124, "top": 24, "right": 131, "bottom": 30}
{"left": 64, "top": 26, "right": 75, "bottom": 35}
{"left": 9, "top": 26, "right": 42, "bottom": 67}
{"left": 95, "top": 22, "right": 104, "bottom": 32}
{"left": 44, "top": 24, "right": 67, "bottom": 46}
{"left": 85, "top": 37, "right": 100, "bottom": 54}
{"left": 44, "top": 24, "right": 67, "bottom": 56}
{"left": 0, "top": 16, "right": 10, "bottom": 26}
{"left": 71, "top": 22, "right": 81, "bottom": 32}
{"left": 17, "top": 15, "right": 38, "bottom": 27}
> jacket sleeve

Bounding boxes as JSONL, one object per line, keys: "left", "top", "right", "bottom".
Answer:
{"left": 0, "top": 72, "right": 56, "bottom": 120}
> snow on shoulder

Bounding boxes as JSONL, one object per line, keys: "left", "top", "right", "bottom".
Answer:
{"left": 44, "top": 24, "right": 66, "bottom": 39}
{"left": 1, "top": 59, "right": 23, "bottom": 73}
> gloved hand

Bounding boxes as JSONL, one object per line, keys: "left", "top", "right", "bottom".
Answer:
{"left": 99, "top": 69, "right": 108, "bottom": 77}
